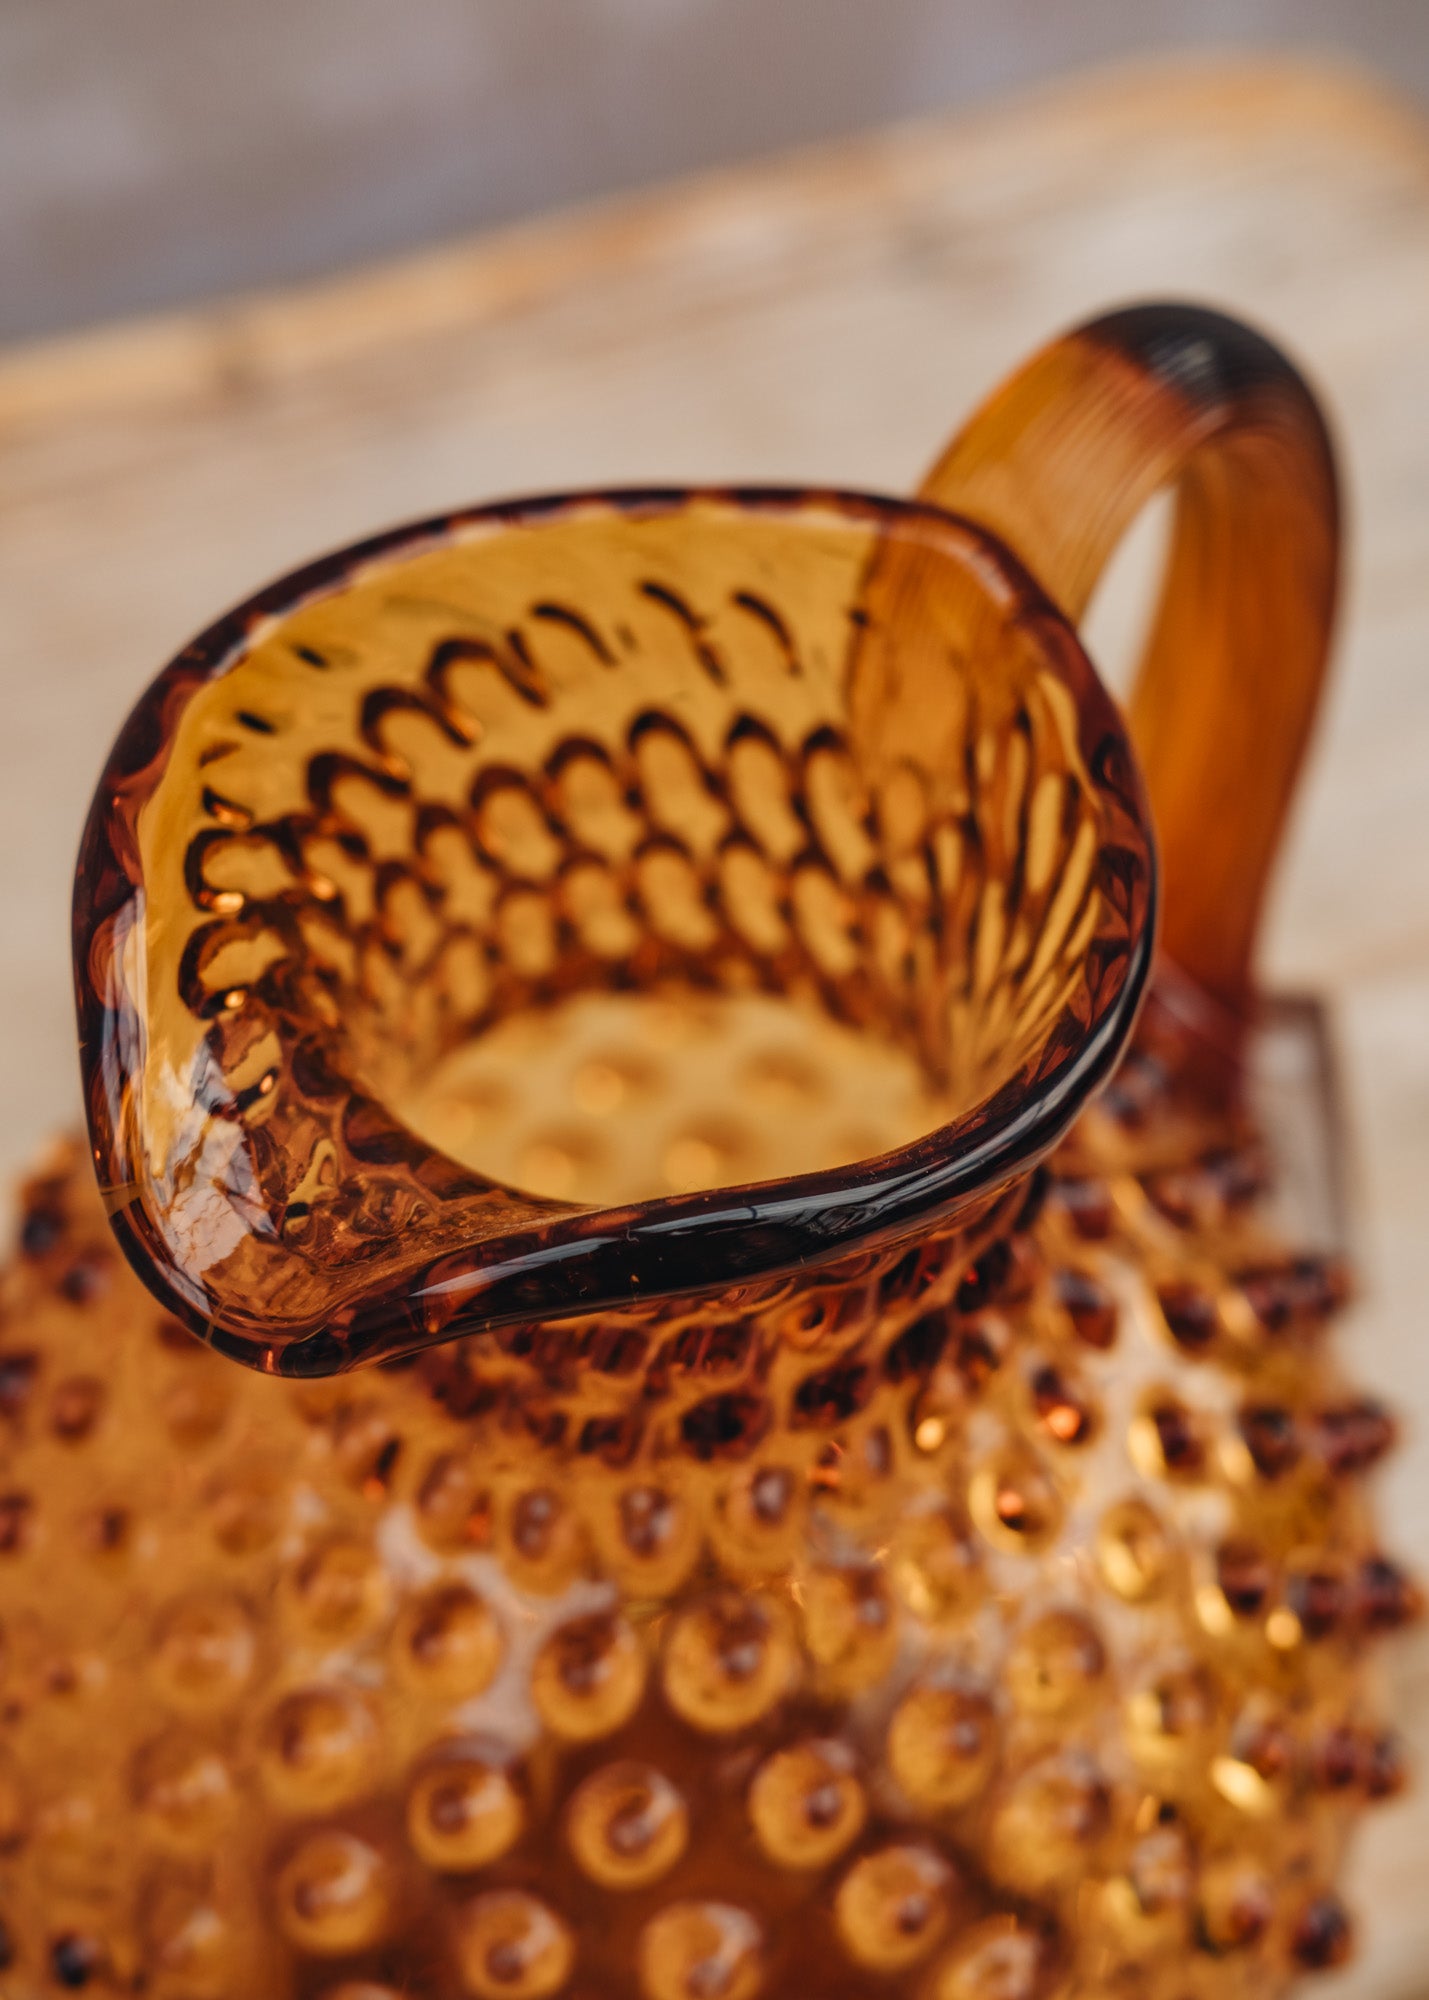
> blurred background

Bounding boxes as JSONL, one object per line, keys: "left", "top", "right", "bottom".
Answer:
{"left": 5, "top": 0, "right": 1429, "bottom": 344}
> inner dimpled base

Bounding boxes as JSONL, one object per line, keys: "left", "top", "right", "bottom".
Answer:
{"left": 400, "top": 988, "right": 950, "bottom": 1204}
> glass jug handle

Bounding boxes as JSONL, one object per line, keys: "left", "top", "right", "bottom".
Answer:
{"left": 918, "top": 303, "right": 1339, "bottom": 1015}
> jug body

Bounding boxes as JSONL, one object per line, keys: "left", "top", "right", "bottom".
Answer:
{"left": 3, "top": 1045, "right": 1404, "bottom": 1999}
{"left": 0, "top": 304, "right": 1406, "bottom": 1996}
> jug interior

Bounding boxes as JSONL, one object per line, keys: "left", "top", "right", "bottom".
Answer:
{"left": 137, "top": 495, "right": 1116, "bottom": 1217}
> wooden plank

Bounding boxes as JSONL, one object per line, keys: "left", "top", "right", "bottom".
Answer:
{"left": 0, "top": 54, "right": 1426, "bottom": 1995}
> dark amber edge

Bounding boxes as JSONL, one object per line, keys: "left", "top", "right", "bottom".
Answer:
{"left": 73, "top": 485, "right": 1156, "bottom": 1373}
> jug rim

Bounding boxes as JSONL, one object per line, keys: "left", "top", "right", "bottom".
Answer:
{"left": 74, "top": 482, "right": 1157, "bottom": 1372}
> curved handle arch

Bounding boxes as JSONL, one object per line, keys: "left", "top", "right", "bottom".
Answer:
{"left": 919, "top": 302, "right": 1339, "bottom": 1012}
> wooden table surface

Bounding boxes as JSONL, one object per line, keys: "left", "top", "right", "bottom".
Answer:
{"left": 1, "top": 55, "right": 1425, "bottom": 1994}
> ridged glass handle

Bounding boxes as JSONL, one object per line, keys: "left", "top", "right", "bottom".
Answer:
{"left": 919, "top": 303, "right": 1339, "bottom": 1012}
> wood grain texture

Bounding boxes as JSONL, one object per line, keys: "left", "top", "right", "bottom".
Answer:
{"left": 0, "top": 54, "right": 1425, "bottom": 1995}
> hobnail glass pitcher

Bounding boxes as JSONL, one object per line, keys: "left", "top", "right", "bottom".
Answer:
{"left": 2, "top": 303, "right": 1409, "bottom": 1997}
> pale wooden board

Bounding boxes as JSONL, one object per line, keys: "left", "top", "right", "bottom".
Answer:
{"left": 0, "top": 54, "right": 1426, "bottom": 1991}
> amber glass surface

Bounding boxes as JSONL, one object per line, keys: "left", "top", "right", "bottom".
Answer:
{"left": 22, "top": 303, "right": 1407, "bottom": 1999}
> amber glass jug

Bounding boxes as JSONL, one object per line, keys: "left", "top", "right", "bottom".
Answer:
{"left": 1, "top": 304, "right": 1408, "bottom": 1997}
